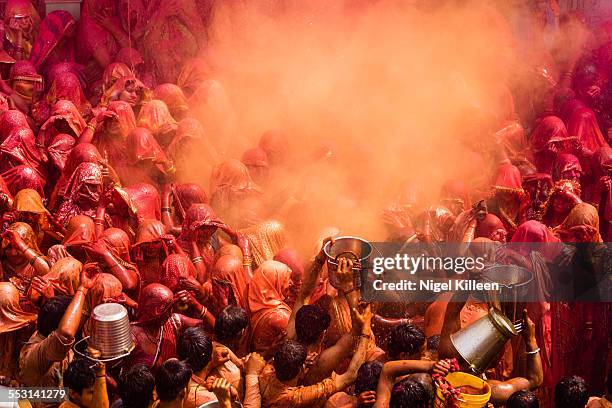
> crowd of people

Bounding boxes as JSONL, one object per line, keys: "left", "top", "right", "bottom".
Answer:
{"left": 0, "top": 0, "right": 609, "bottom": 407}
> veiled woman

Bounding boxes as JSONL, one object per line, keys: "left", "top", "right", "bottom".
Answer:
{"left": 37, "top": 100, "right": 85, "bottom": 148}
{"left": 128, "top": 283, "right": 203, "bottom": 371}
{"left": 153, "top": 84, "right": 190, "bottom": 121}
{"left": 2, "top": 0, "right": 40, "bottom": 60}
{"left": 166, "top": 118, "right": 218, "bottom": 183}
{"left": 530, "top": 115, "right": 570, "bottom": 174}
{"left": 91, "top": 100, "right": 136, "bottom": 177}
{"left": 0, "top": 126, "right": 46, "bottom": 196}
{"left": 540, "top": 180, "right": 583, "bottom": 228}
{"left": 566, "top": 107, "right": 609, "bottom": 153}
{"left": 29, "top": 10, "right": 77, "bottom": 74}
{"left": 11, "top": 188, "right": 61, "bottom": 247}
{"left": 37, "top": 72, "right": 91, "bottom": 123}
{"left": 209, "top": 159, "right": 262, "bottom": 226}
{"left": 6, "top": 61, "right": 43, "bottom": 115}
{"left": 247, "top": 260, "right": 294, "bottom": 358}
{"left": 486, "top": 161, "right": 528, "bottom": 237}
{"left": 136, "top": 99, "right": 177, "bottom": 149}
{"left": 161, "top": 182, "right": 208, "bottom": 234}
{"left": 124, "top": 127, "right": 174, "bottom": 187}
{"left": 132, "top": 219, "right": 167, "bottom": 287}
{"left": 140, "top": 0, "right": 206, "bottom": 83}
{"left": 0, "top": 282, "right": 36, "bottom": 383}
{"left": 0, "top": 222, "right": 49, "bottom": 301}
{"left": 55, "top": 162, "right": 104, "bottom": 226}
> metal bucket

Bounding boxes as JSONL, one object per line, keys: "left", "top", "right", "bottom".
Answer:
{"left": 481, "top": 265, "right": 533, "bottom": 322}
{"left": 323, "top": 236, "right": 372, "bottom": 290}
{"left": 87, "top": 303, "right": 134, "bottom": 360}
{"left": 450, "top": 308, "right": 517, "bottom": 374}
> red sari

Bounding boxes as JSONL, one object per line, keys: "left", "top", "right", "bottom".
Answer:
{"left": 44, "top": 72, "right": 91, "bottom": 120}
{"left": 38, "top": 100, "right": 86, "bottom": 148}
{"left": 141, "top": 0, "right": 205, "bottom": 83}
{"left": 2, "top": 0, "right": 40, "bottom": 60}
{"left": 0, "top": 127, "right": 46, "bottom": 196}
{"left": 93, "top": 100, "right": 136, "bottom": 176}
{"left": 153, "top": 84, "right": 189, "bottom": 120}
{"left": 55, "top": 162, "right": 103, "bottom": 225}
{"left": 29, "top": 10, "right": 76, "bottom": 73}
{"left": 124, "top": 127, "right": 169, "bottom": 186}
{"left": 530, "top": 116, "right": 569, "bottom": 174}
{"left": 567, "top": 107, "right": 609, "bottom": 153}
{"left": 0, "top": 110, "right": 29, "bottom": 143}
{"left": 136, "top": 100, "right": 177, "bottom": 148}
{"left": 160, "top": 254, "right": 196, "bottom": 292}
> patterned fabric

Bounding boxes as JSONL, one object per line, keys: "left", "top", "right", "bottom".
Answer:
{"left": 56, "top": 163, "right": 103, "bottom": 225}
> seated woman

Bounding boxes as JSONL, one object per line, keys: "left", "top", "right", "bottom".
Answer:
{"left": 38, "top": 100, "right": 85, "bottom": 148}
{"left": 540, "top": 181, "right": 583, "bottom": 228}
{"left": 136, "top": 99, "right": 178, "bottom": 148}
{"left": 128, "top": 283, "right": 208, "bottom": 371}
{"left": 29, "top": 10, "right": 77, "bottom": 75}
{"left": 123, "top": 127, "right": 174, "bottom": 187}
{"left": 0, "top": 222, "right": 50, "bottom": 304}
{"left": 34, "top": 72, "right": 91, "bottom": 124}
{"left": 553, "top": 153, "right": 583, "bottom": 185}
{"left": 153, "top": 84, "right": 190, "bottom": 121}
{"left": 0, "top": 126, "right": 46, "bottom": 196}
{"left": 55, "top": 162, "right": 104, "bottom": 226}
{"left": 2, "top": 0, "right": 40, "bottom": 60}
{"left": 132, "top": 219, "right": 168, "bottom": 287}
{"left": 11, "top": 188, "right": 62, "bottom": 247}
{"left": 101, "top": 75, "right": 148, "bottom": 113}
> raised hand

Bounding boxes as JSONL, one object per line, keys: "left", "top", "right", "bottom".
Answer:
{"left": 358, "top": 390, "right": 377, "bottom": 407}
{"left": 30, "top": 276, "right": 54, "bottom": 299}
{"left": 245, "top": 352, "right": 266, "bottom": 376}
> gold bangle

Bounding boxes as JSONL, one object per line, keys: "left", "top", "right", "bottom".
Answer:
{"left": 29, "top": 254, "right": 40, "bottom": 266}
{"left": 166, "top": 166, "right": 177, "bottom": 175}
{"left": 86, "top": 123, "right": 97, "bottom": 132}
{"left": 192, "top": 256, "right": 203, "bottom": 264}
{"left": 161, "top": 207, "right": 172, "bottom": 212}
{"left": 201, "top": 307, "right": 208, "bottom": 317}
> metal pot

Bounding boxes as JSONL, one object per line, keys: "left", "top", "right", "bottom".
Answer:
{"left": 450, "top": 308, "right": 517, "bottom": 374}
{"left": 481, "top": 264, "right": 533, "bottom": 322}
{"left": 323, "top": 236, "right": 372, "bottom": 290}
{"left": 87, "top": 303, "right": 135, "bottom": 360}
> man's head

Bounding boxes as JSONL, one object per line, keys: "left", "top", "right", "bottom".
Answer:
{"left": 507, "top": 390, "right": 539, "bottom": 408}
{"left": 177, "top": 327, "right": 213, "bottom": 372}
{"left": 388, "top": 324, "right": 426, "bottom": 360}
{"left": 354, "top": 361, "right": 383, "bottom": 396}
{"left": 424, "top": 335, "right": 440, "bottom": 361}
{"left": 390, "top": 378, "right": 432, "bottom": 408}
{"left": 155, "top": 359, "right": 192, "bottom": 404}
{"left": 38, "top": 295, "right": 72, "bottom": 337}
{"left": 273, "top": 340, "right": 307, "bottom": 382}
{"left": 64, "top": 359, "right": 96, "bottom": 408}
{"left": 118, "top": 365, "right": 155, "bottom": 408}
{"left": 295, "top": 305, "right": 331, "bottom": 346}
{"left": 214, "top": 306, "right": 249, "bottom": 346}
{"left": 555, "top": 375, "right": 588, "bottom": 408}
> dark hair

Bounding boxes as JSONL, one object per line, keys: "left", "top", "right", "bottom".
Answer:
{"left": 354, "top": 362, "right": 383, "bottom": 395}
{"left": 177, "top": 327, "right": 213, "bottom": 372}
{"left": 214, "top": 306, "right": 249, "bottom": 343}
{"left": 38, "top": 295, "right": 72, "bottom": 336}
{"left": 388, "top": 324, "right": 426, "bottom": 359}
{"left": 295, "top": 305, "right": 331, "bottom": 345}
{"left": 273, "top": 340, "right": 307, "bottom": 381}
{"left": 155, "top": 359, "right": 192, "bottom": 402}
{"left": 390, "top": 378, "right": 432, "bottom": 408}
{"left": 427, "top": 335, "right": 440, "bottom": 351}
{"left": 555, "top": 375, "right": 589, "bottom": 408}
{"left": 64, "top": 358, "right": 95, "bottom": 395}
{"left": 507, "top": 390, "right": 539, "bottom": 408}
{"left": 118, "top": 365, "right": 155, "bottom": 408}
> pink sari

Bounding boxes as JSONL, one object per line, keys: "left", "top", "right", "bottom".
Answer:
{"left": 123, "top": 127, "right": 169, "bottom": 186}
{"left": 93, "top": 100, "right": 136, "bottom": 175}
{"left": 76, "top": 0, "right": 120, "bottom": 78}
{"left": 55, "top": 162, "right": 103, "bottom": 225}
{"left": 0, "top": 127, "right": 46, "bottom": 196}
{"left": 45, "top": 72, "right": 91, "bottom": 120}
{"left": 38, "top": 100, "right": 86, "bottom": 148}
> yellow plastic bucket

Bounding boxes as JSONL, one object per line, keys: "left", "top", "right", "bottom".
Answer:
{"left": 435, "top": 372, "right": 491, "bottom": 408}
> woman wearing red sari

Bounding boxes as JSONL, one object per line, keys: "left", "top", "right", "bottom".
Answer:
{"left": 210, "top": 159, "right": 262, "bottom": 226}
{"left": 101, "top": 75, "right": 149, "bottom": 112}
{"left": 530, "top": 115, "right": 570, "bottom": 174}
{"left": 141, "top": 0, "right": 206, "bottom": 83}
{"left": 39, "top": 72, "right": 91, "bottom": 122}
{"left": 132, "top": 219, "right": 168, "bottom": 287}
{"left": 6, "top": 61, "right": 43, "bottom": 116}
{"left": 137, "top": 99, "right": 178, "bottom": 148}
{"left": 161, "top": 182, "right": 208, "bottom": 234}
{"left": 552, "top": 153, "right": 583, "bottom": 184}
{"left": 0, "top": 110, "right": 29, "bottom": 141}
{"left": 153, "top": 84, "right": 190, "bottom": 121}
{"left": 55, "top": 162, "right": 104, "bottom": 226}
{"left": 486, "top": 161, "right": 529, "bottom": 237}
{"left": 29, "top": 10, "right": 76, "bottom": 74}
{"left": 167, "top": 118, "right": 218, "bottom": 183}
{"left": 37, "top": 100, "right": 85, "bottom": 148}
{"left": 247, "top": 260, "right": 294, "bottom": 358}
{"left": 2, "top": 0, "right": 40, "bottom": 60}
{"left": 540, "top": 180, "right": 583, "bottom": 228}
{"left": 128, "top": 283, "right": 205, "bottom": 371}
{"left": 124, "top": 127, "right": 174, "bottom": 186}
{"left": 567, "top": 107, "right": 609, "bottom": 153}
{"left": 177, "top": 58, "right": 210, "bottom": 97}
{"left": 0, "top": 126, "right": 45, "bottom": 196}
